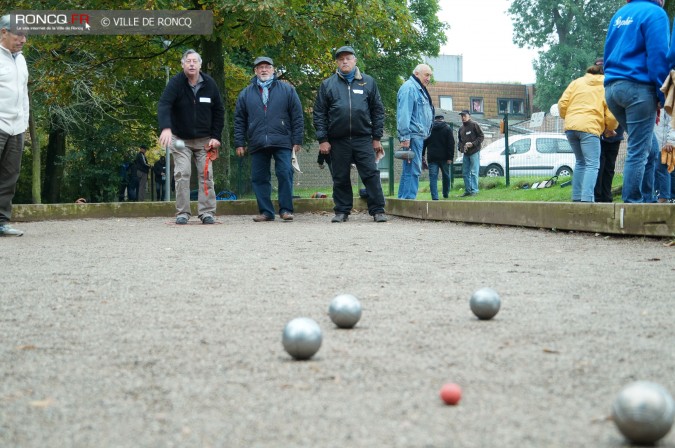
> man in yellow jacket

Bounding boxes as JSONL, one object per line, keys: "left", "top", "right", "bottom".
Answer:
{"left": 558, "top": 60, "right": 618, "bottom": 202}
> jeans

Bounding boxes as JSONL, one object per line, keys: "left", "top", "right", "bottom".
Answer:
{"left": 594, "top": 139, "right": 620, "bottom": 202}
{"left": 251, "top": 147, "right": 294, "bottom": 219}
{"left": 428, "top": 161, "right": 450, "bottom": 200}
{"left": 461, "top": 151, "right": 480, "bottom": 194}
{"left": 641, "top": 134, "right": 659, "bottom": 203}
{"left": 655, "top": 162, "right": 672, "bottom": 200}
{"left": 605, "top": 80, "right": 657, "bottom": 203}
{"left": 566, "top": 130, "right": 600, "bottom": 202}
{"left": 397, "top": 137, "right": 423, "bottom": 199}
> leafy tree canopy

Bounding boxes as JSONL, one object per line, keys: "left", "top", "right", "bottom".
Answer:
{"left": 508, "top": 0, "right": 624, "bottom": 111}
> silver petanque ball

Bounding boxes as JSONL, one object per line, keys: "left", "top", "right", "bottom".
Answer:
{"left": 174, "top": 139, "right": 185, "bottom": 150}
{"left": 328, "top": 294, "right": 362, "bottom": 329}
{"left": 469, "top": 287, "right": 501, "bottom": 320}
{"left": 282, "top": 317, "right": 322, "bottom": 360}
{"left": 611, "top": 381, "right": 675, "bottom": 445}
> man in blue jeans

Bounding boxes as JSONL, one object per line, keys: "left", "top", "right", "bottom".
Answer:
{"left": 603, "top": 0, "right": 672, "bottom": 203}
{"left": 396, "top": 64, "right": 434, "bottom": 199}
{"left": 457, "top": 110, "right": 484, "bottom": 197}
{"left": 235, "top": 56, "right": 303, "bottom": 222}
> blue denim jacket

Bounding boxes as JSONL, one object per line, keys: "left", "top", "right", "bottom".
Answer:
{"left": 396, "top": 76, "right": 433, "bottom": 142}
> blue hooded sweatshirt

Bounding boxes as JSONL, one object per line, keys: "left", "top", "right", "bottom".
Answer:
{"left": 603, "top": 0, "right": 671, "bottom": 103}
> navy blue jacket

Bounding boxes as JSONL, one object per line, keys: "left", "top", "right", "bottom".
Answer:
{"left": 234, "top": 76, "right": 304, "bottom": 152}
{"left": 158, "top": 71, "right": 225, "bottom": 141}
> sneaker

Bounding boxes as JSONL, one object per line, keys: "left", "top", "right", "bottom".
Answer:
{"left": 331, "top": 213, "right": 348, "bottom": 223}
{"left": 460, "top": 192, "right": 476, "bottom": 197}
{"left": 176, "top": 216, "right": 189, "bottom": 225}
{"left": 0, "top": 223, "right": 24, "bottom": 237}
{"left": 373, "top": 213, "right": 388, "bottom": 223}
{"left": 280, "top": 212, "right": 294, "bottom": 221}
{"left": 253, "top": 214, "right": 274, "bottom": 222}
{"left": 201, "top": 215, "right": 215, "bottom": 224}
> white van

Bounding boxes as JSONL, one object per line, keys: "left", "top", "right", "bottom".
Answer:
{"left": 478, "top": 133, "right": 575, "bottom": 178}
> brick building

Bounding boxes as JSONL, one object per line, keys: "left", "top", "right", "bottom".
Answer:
{"left": 424, "top": 55, "right": 536, "bottom": 120}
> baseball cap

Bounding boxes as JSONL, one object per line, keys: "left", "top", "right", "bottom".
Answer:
{"left": 334, "top": 45, "right": 355, "bottom": 59}
{"left": 253, "top": 56, "right": 274, "bottom": 67}
{"left": 434, "top": 115, "right": 445, "bottom": 120}
{"left": 459, "top": 110, "right": 471, "bottom": 116}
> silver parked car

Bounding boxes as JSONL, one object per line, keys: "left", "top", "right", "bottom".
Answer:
{"left": 478, "top": 133, "right": 575, "bottom": 178}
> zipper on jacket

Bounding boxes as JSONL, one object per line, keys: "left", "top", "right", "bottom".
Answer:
{"left": 348, "top": 84, "right": 352, "bottom": 139}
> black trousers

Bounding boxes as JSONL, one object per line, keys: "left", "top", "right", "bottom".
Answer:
{"left": 594, "top": 140, "right": 620, "bottom": 202}
{"left": 329, "top": 136, "right": 385, "bottom": 215}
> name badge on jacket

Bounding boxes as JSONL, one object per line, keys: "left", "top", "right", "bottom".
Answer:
{"left": 199, "top": 97, "right": 211, "bottom": 103}
{"left": 466, "top": 131, "right": 472, "bottom": 136}
{"left": 353, "top": 89, "right": 364, "bottom": 94}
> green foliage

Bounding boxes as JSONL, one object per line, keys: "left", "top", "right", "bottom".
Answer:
{"left": 508, "top": 0, "right": 624, "bottom": 110}
{"left": 11, "top": 0, "right": 448, "bottom": 203}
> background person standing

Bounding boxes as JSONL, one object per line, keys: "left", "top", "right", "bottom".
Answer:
{"left": 603, "top": 0, "right": 671, "bottom": 203}
{"left": 558, "top": 62, "right": 618, "bottom": 202}
{"left": 396, "top": 64, "right": 434, "bottom": 200}
{"left": 134, "top": 145, "right": 150, "bottom": 201}
{"left": 457, "top": 110, "right": 484, "bottom": 197}
{"left": 0, "top": 15, "right": 29, "bottom": 237}
{"left": 423, "top": 115, "right": 455, "bottom": 200}
{"left": 234, "top": 56, "right": 303, "bottom": 222}
{"left": 313, "top": 45, "right": 387, "bottom": 223}
{"left": 158, "top": 49, "right": 224, "bottom": 225}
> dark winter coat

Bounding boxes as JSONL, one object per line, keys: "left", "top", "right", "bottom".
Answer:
{"left": 158, "top": 71, "right": 225, "bottom": 141}
{"left": 233, "top": 76, "right": 304, "bottom": 152}
{"left": 457, "top": 120, "right": 484, "bottom": 156}
{"left": 423, "top": 120, "right": 456, "bottom": 163}
{"left": 313, "top": 68, "right": 385, "bottom": 142}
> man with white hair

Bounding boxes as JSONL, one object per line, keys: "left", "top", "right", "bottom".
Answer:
{"left": 0, "top": 14, "right": 29, "bottom": 237}
{"left": 158, "top": 49, "right": 225, "bottom": 225}
{"left": 396, "top": 64, "right": 434, "bottom": 199}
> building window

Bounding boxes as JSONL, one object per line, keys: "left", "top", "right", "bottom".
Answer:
{"left": 470, "top": 97, "right": 483, "bottom": 114}
{"left": 498, "top": 98, "right": 525, "bottom": 115}
{"left": 439, "top": 96, "right": 453, "bottom": 110}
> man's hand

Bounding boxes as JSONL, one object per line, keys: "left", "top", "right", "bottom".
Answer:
{"left": 159, "top": 128, "right": 173, "bottom": 148}
{"left": 319, "top": 141, "right": 331, "bottom": 154}
{"left": 236, "top": 147, "right": 246, "bottom": 157}
{"left": 400, "top": 140, "right": 410, "bottom": 148}
{"left": 373, "top": 140, "right": 384, "bottom": 161}
{"left": 208, "top": 139, "right": 221, "bottom": 149}
{"left": 466, "top": 142, "right": 473, "bottom": 148}
{"left": 293, "top": 144, "right": 302, "bottom": 153}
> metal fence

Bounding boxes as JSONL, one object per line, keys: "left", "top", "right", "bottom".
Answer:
{"left": 228, "top": 114, "right": 628, "bottom": 197}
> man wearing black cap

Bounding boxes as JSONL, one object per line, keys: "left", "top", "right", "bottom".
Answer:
{"left": 235, "top": 56, "right": 304, "bottom": 222}
{"left": 423, "top": 115, "right": 455, "bottom": 200}
{"left": 158, "top": 49, "right": 225, "bottom": 224}
{"left": 0, "top": 14, "right": 29, "bottom": 237}
{"left": 313, "top": 45, "right": 388, "bottom": 223}
{"left": 457, "top": 110, "right": 484, "bottom": 197}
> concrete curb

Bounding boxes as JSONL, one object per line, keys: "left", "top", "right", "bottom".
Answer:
{"left": 11, "top": 198, "right": 674, "bottom": 237}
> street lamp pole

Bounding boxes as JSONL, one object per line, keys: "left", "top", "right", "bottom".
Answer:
{"left": 162, "top": 38, "right": 172, "bottom": 201}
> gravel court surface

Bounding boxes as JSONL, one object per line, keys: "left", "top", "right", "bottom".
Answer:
{"left": 1, "top": 212, "right": 674, "bottom": 448}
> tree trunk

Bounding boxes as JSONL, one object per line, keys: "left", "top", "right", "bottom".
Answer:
{"left": 28, "top": 91, "right": 41, "bottom": 204}
{"left": 43, "top": 122, "right": 66, "bottom": 204}
{"left": 199, "top": 35, "right": 231, "bottom": 191}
